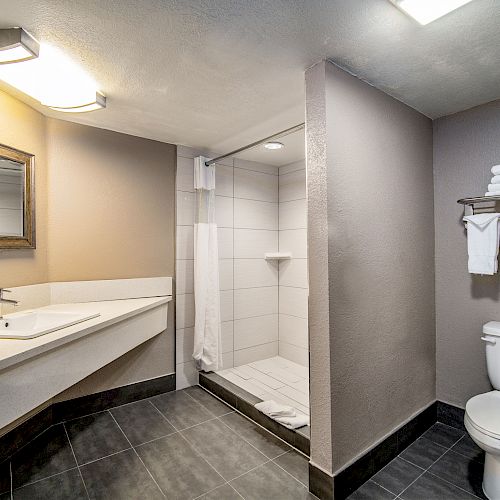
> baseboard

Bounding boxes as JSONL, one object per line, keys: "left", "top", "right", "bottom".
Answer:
{"left": 0, "top": 373, "right": 175, "bottom": 463}
{"left": 437, "top": 401, "right": 466, "bottom": 431}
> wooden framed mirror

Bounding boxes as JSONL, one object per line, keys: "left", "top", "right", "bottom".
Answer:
{"left": 0, "top": 144, "right": 35, "bottom": 248}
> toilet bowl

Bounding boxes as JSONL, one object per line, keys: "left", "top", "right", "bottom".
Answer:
{"left": 465, "top": 321, "right": 500, "bottom": 500}
{"left": 465, "top": 391, "right": 500, "bottom": 499}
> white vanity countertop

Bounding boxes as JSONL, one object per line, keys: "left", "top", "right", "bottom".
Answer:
{"left": 0, "top": 296, "right": 171, "bottom": 371}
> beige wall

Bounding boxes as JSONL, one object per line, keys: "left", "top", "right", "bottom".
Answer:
{"left": 0, "top": 89, "right": 48, "bottom": 287}
{"left": 306, "top": 61, "right": 436, "bottom": 475}
{"left": 434, "top": 100, "right": 500, "bottom": 408}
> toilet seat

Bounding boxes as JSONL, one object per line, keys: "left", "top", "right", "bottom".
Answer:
{"left": 466, "top": 391, "right": 500, "bottom": 440}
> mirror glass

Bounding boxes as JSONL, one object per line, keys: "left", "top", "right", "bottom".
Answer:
{"left": 0, "top": 157, "right": 24, "bottom": 237}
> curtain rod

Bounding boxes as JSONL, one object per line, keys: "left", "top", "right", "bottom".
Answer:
{"left": 205, "top": 122, "right": 305, "bottom": 166}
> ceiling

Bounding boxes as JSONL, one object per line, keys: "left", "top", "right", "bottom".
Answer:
{"left": 0, "top": 0, "right": 499, "bottom": 154}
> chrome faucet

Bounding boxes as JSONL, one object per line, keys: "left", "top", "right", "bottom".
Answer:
{"left": 0, "top": 289, "right": 18, "bottom": 319}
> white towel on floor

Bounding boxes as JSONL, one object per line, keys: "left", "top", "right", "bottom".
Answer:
{"left": 488, "top": 184, "right": 500, "bottom": 192}
{"left": 255, "top": 400, "right": 296, "bottom": 417}
{"left": 491, "top": 175, "right": 500, "bottom": 184}
{"left": 463, "top": 213, "right": 500, "bottom": 274}
{"left": 274, "top": 414, "right": 310, "bottom": 429}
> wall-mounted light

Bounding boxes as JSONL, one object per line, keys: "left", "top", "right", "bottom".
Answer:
{"left": 264, "top": 142, "right": 284, "bottom": 150}
{"left": 0, "top": 43, "right": 105, "bottom": 112}
{"left": 0, "top": 28, "right": 39, "bottom": 64}
{"left": 389, "top": 0, "right": 474, "bottom": 25}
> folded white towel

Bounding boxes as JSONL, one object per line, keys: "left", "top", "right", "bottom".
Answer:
{"left": 485, "top": 192, "right": 500, "bottom": 197}
{"left": 488, "top": 184, "right": 500, "bottom": 192}
{"left": 255, "top": 400, "right": 296, "bottom": 418}
{"left": 274, "top": 414, "right": 310, "bottom": 429}
{"left": 491, "top": 165, "right": 500, "bottom": 176}
{"left": 492, "top": 176, "right": 500, "bottom": 184}
{"left": 463, "top": 213, "right": 500, "bottom": 274}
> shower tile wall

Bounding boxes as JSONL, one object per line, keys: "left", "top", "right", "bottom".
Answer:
{"left": 278, "top": 160, "right": 309, "bottom": 366}
{"left": 175, "top": 147, "right": 280, "bottom": 389}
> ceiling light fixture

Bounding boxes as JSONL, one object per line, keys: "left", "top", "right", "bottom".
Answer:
{"left": 264, "top": 142, "right": 284, "bottom": 150}
{"left": 0, "top": 28, "right": 39, "bottom": 64}
{"left": 390, "top": 0, "right": 474, "bottom": 25}
{"left": 0, "top": 43, "right": 105, "bottom": 112}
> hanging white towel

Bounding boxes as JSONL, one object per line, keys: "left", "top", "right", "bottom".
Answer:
{"left": 463, "top": 213, "right": 500, "bottom": 275}
{"left": 192, "top": 156, "right": 223, "bottom": 372}
{"left": 491, "top": 165, "right": 500, "bottom": 176}
{"left": 488, "top": 184, "right": 500, "bottom": 193}
{"left": 491, "top": 175, "right": 500, "bottom": 184}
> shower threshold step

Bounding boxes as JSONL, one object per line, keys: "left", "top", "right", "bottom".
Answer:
{"left": 199, "top": 371, "right": 310, "bottom": 456}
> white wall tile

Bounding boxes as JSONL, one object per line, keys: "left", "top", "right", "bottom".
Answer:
{"left": 279, "top": 314, "right": 308, "bottom": 349}
{"left": 176, "top": 361, "right": 198, "bottom": 389}
{"left": 279, "top": 199, "right": 307, "bottom": 230}
{"left": 234, "top": 229, "right": 278, "bottom": 259}
{"left": 234, "top": 286, "right": 278, "bottom": 319}
{"left": 234, "top": 314, "right": 279, "bottom": 350}
{"left": 176, "top": 259, "right": 193, "bottom": 295}
{"left": 176, "top": 226, "right": 194, "bottom": 259}
{"left": 279, "top": 159, "right": 305, "bottom": 176}
{"left": 279, "top": 287, "right": 308, "bottom": 319}
{"left": 279, "top": 342, "right": 309, "bottom": 368}
{"left": 234, "top": 342, "right": 279, "bottom": 367}
{"left": 234, "top": 168, "right": 278, "bottom": 202}
{"left": 233, "top": 158, "right": 278, "bottom": 175}
{"left": 279, "top": 259, "right": 308, "bottom": 289}
{"left": 218, "top": 228, "right": 233, "bottom": 259}
{"left": 176, "top": 293, "right": 195, "bottom": 329}
{"left": 176, "top": 327, "right": 194, "bottom": 363}
{"left": 176, "top": 191, "right": 195, "bottom": 225}
{"left": 279, "top": 229, "right": 307, "bottom": 258}
{"left": 176, "top": 156, "right": 194, "bottom": 192}
{"left": 220, "top": 289, "right": 234, "bottom": 322}
{"left": 234, "top": 259, "right": 278, "bottom": 289}
{"left": 216, "top": 196, "right": 233, "bottom": 228}
{"left": 234, "top": 199, "right": 278, "bottom": 230}
{"left": 219, "top": 259, "right": 234, "bottom": 290}
{"left": 279, "top": 169, "right": 306, "bottom": 202}
{"left": 222, "top": 351, "right": 234, "bottom": 370}
{"left": 221, "top": 321, "right": 234, "bottom": 354}
{"left": 216, "top": 164, "right": 233, "bottom": 197}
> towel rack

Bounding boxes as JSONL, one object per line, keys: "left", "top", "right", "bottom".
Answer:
{"left": 458, "top": 196, "right": 500, "bottom": 217}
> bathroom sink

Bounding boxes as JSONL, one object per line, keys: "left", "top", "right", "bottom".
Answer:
{"left": 0, "top": 310, "right": 100, "bottom": 339}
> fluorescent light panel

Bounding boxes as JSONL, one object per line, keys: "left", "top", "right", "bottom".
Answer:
{"left": 0, "top": 28, "right": 39, "bottom": 64}
{"left": 0, "top": 43, "right": 105, "bottom": 112}
{"left": 391, "top": 0, "right": 474, "bottom": 25}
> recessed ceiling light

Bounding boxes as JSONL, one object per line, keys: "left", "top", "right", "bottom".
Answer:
{"left": 264, "top": 142, "right": 284, "bottom": 150}
{"left": 0, "top": 28, "right": 39, "bottom": 64}
{"left": 390, "top": 0, "right": 474, "bottom": 25}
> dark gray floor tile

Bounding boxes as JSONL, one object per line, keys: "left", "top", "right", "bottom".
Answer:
{"left": 65, "top": 411, "right": 130, "bottom": 465}
{"left": 11, "top": 424, "right": 76, "bottom": 489}
{"left": 182, "top": 418, "right": 267, "bottom": 481}
{"left": 423, "top": 423, "right": 465, "bottom": 448}
{"left": 110, "top": 400, "right": 175, "bottom": 446}
{"left": 347, "top": 480, "right": 396, "bottom": 500}
{"left": 13, "top": 468, "right": 87, "bottom": 500}
{"left": 0, "top": 461, "right": 10, "bottom": 495}
{"left": 274, "top": 450, "right": 309, "bottom": 486}
{"left": 136, "top": 432, "right": 224, "bottom": 498}
{"left": 399, "top": 437, "right": 448, "bottom": 469}
{"left": 400, "top": 471, "right": 479, "bottom": 500}
{"left": 220, "top": 412, "right": 290, "bottom": 459}
{"left": 428, "top": 450, "right": 486, "bottom": 498}
{"left": 0, "top": 493, "right": 10, "bottom": 500}
{"left": 371, "top": 457, "right": 423, "bottom": 495}
{"left": 452, "top": 434, "right": 485, "bottom": 463}
{"left": 183, "top": 386, "right": 233, "bottom": 417}
{"left": 151, "top": 390, "right": 214, "bottom": 430}
{"left": 80, "top": 449, "right": 163, "bottom": 500}
{"left": 195, "top": 482, "right": 242, "bottom": 500}
{"left": 231, "top": 461, "right": 313, "bottom": 500}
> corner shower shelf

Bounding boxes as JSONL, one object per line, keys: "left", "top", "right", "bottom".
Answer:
{"left": 264, "top": 252, "right": 292, "bottom": 261}
{"left": 457, "top": 195, "right": 500, "bottom": 216}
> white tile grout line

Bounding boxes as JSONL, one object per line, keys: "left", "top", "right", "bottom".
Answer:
{"left": 62, "top": 423, "right": 91, "bottom": 500}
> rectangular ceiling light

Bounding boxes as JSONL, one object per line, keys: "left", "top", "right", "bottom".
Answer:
{"left": 0, "top": 28, "right": 39, "bottom": 64}
{"left": 390, "top": 0, "right": 474, "bottom": 25}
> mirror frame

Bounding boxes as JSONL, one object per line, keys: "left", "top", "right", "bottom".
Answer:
{"left": 0, "top": 144, "right": 35, "bottom": 249}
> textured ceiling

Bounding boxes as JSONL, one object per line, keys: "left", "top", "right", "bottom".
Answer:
{"left": 0, "top": 0, "right": 499, "bottom": 152}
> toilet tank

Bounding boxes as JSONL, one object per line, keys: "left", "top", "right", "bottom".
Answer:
{"left": 483, "top": 322, "right": 500, "bottom": 389}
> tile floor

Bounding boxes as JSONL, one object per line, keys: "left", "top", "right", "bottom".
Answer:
{"left": 348, "top": 422, "right": 486, "bottom": 500}
{"left": 0, "top": 386, "right": 314, "bottom": 500}
{"left": 217, "top": 356, "right": 309, "bottom": 418}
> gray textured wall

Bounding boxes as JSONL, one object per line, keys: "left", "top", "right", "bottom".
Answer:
{"left": 434, "top": 100, "right": 500, "bottom": 408}
{"left": 306, "top": 61, "right": 436, "bottom": 475}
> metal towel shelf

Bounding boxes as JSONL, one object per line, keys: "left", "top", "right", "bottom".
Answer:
{"left": 457, "top": 196, "right": 500, "bottom": 218}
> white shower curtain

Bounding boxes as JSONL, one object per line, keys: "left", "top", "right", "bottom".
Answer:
{"left": 192, "top": 156, "right": 223, "bottom": 372}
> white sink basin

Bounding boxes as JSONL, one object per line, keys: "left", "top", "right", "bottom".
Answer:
{"left": 0, "top": 310, "right": 100, "bottom": 339}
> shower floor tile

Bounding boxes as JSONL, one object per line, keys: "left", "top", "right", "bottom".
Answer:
{"left": 217, "top": 356, "right": 309, "bottom": 417}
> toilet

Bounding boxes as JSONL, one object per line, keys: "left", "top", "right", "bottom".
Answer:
{"left": 465, "top": 321, "right": 500, "bottom": 500}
